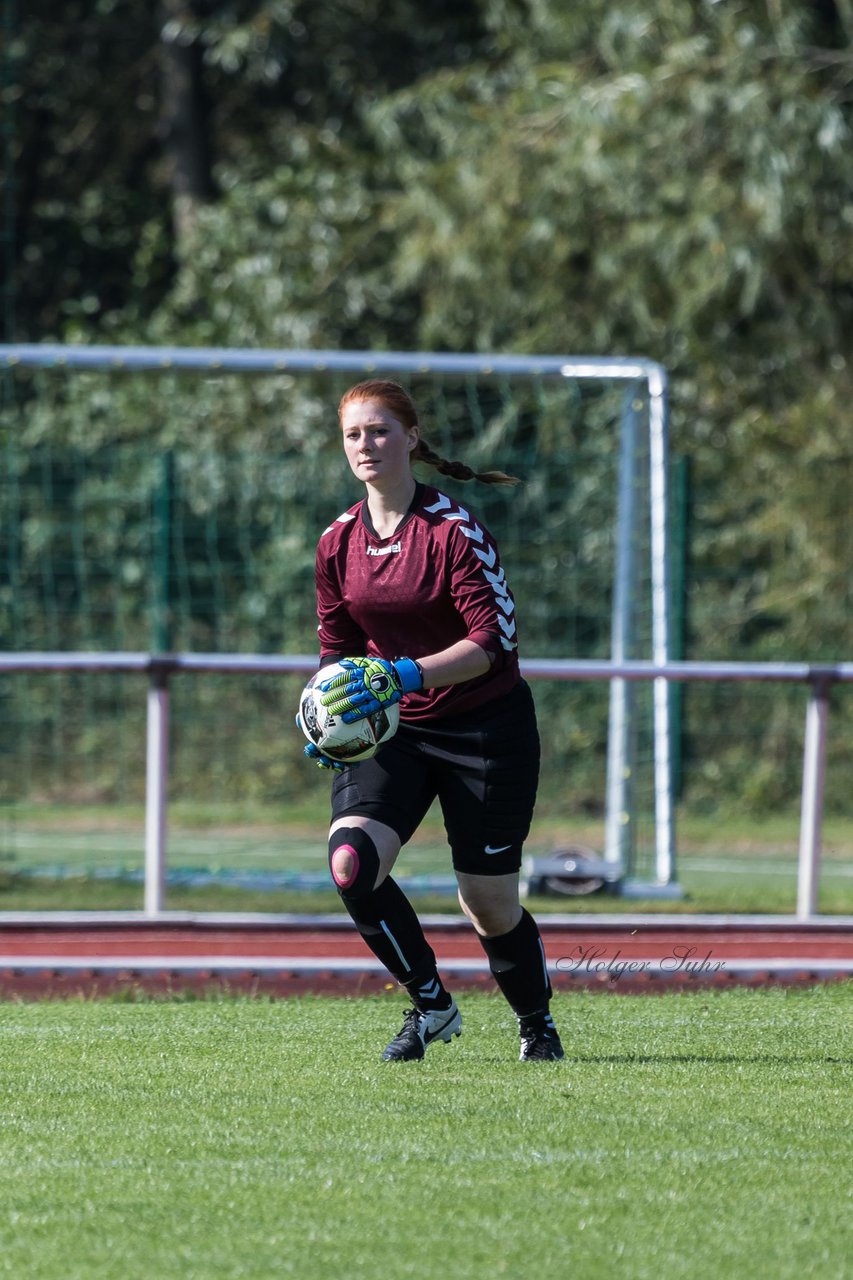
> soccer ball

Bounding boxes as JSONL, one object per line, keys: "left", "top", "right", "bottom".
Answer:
{"left": 298, "top": 662, "right": 400, "bottom": 763}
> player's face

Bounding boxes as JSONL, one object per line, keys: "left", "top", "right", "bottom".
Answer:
{"left": 340, "top": 399, "right": 418, "bottom": 488}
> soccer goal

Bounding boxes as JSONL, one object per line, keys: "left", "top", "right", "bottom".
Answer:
{"left": 0, "top": 344, "right": 676, "bottom": 894}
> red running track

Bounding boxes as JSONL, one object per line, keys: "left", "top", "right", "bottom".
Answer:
{"left": 1, "top": 913, "right": 851, "bottom": 997}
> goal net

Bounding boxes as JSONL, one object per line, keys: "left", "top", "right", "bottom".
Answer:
{"left": 0, "top": 347, "right": 676, "bottom": 898}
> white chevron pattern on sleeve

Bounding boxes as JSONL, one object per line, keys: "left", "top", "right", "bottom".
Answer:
{"left": 321, "top": 510, "right": 357, "bottom": 536}
{"left": 425, "top": 492, "right": 517, "bottom": 651}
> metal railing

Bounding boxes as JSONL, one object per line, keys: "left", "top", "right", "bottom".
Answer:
{"left": 1, "top": 652, "right": 850, "bottom": 919}
{"left": 0, "top": 341, "right": 676, "bottom": 899}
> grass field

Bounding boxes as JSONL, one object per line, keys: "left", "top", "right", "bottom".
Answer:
{"left": 2, "top": 803, "right": 853, "bottom": 915}
{"left": 0, "top": 987, "right": 851, "bottom": 1279}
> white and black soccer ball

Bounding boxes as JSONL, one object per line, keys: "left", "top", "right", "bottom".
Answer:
{"left": 298, "top": 661, "right": 400, "bottom": 763}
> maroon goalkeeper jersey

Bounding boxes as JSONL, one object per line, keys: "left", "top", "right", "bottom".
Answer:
{"left": 315, "top": 483, "right": 521, "bottom": 722}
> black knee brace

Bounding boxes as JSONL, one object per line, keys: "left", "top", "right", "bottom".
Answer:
{"left": 328, "top": 826, "right": 380, "bottom": 900}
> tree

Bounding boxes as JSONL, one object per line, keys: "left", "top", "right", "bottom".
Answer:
{"left": 159, "top": 0, "right": 219, "bottom": 247}
{"left": 357, "top": 0, "right": 852, "bottom": 662}
{"left": 5, "top": 0, "right": 853, "bottom": 812}
{"left": 8, "top": 0, "right": 493, "bottom": 340}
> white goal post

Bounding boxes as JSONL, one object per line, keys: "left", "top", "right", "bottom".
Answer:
{"left": 0, "top": 342, "right": 675, "bottom": 889}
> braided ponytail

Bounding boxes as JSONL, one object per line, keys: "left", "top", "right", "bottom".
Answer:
{"left": 338, "top": 379, "right": 522, "bottom": 487}
{"left": 412, "top": 437, "right": 521, "bottom": 487}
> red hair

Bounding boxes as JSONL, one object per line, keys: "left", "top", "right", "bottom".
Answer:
{"left": 338, "top": 380, "right": 418, "bottom": 431}
{"left": 338, "top": 379, "right": 521, "bottom": 486}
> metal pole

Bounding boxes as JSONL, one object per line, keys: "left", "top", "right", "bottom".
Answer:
{"left": 604, "top": 385, "right": 641, "bottom": 876}
{"left": 0, "top": 342, "right": 660, "bottom": 379}
{"left": 796, "top": 675, "right": 831, "bottom": 919}
{"left": 153, "top": 451, "right": 173, "bottom": 653}
{"left": 144, "top": 666, "right": 170, "bottom": 916}
{"left": 647, "top": 365, "right": 676, "bottom": 884}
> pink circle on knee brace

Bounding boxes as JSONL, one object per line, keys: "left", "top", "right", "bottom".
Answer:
{"left": 331, "top": 843, "right": 359, "bottom": 889}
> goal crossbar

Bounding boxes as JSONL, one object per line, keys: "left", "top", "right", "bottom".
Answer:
{"left": 1, "top": 342, "right": 672, "bottom": 886}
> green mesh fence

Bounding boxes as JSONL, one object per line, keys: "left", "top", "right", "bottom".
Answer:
{"left": 2, "top": 364, "right": 648, "bottom": 655}
{"left": 1, "top": 357, "right": 850, "bottom": 904}
{"left": 0, "top": 361, "right": 672, "bottom": 888}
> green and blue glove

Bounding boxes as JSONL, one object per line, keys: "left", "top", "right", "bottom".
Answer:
{"left": 303, "top": 741, "right": 346, "bottom": 771}
{"left": 295, "top": 713, "right": 346, "bottom": 771}
{"left": 318, "top": 657, "right": 423, "bottom": 723}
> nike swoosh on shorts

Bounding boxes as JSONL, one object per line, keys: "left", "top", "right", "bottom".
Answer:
{"left": 484, "top": 843, "right": 512, "bottom": 855}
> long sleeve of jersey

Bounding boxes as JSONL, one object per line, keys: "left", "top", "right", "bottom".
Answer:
{"left": 314, "top": 484, "right": 521, "bottom": 722}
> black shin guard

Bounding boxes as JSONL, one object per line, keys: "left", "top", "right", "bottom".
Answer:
{"left": 478, "top": 908, "right": 552, "bottom": 1018}
{"left": 343, "top": 876, "right": 447, "bottom": 1003}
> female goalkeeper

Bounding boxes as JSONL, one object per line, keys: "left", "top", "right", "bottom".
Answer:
{"left": 306, "top": 379, "right": 563, "bottom": 1063}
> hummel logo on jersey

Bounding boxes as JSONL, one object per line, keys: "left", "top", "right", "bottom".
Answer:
{"left": 366, "top": 542, "right": 401, "bottom": 556}
{"left": 484, "top": 843, "right": 512, "bottom": 855}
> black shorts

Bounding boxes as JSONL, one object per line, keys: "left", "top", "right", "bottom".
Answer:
{"left": 330, "top": 679, "right": 540, "bottom": 876}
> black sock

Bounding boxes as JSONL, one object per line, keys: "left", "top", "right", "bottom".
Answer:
{"left": 342, "top": 876, "right": 451, "bottom": 1010}
{"left": 402, "top": 972, "right": 454, "bottom": 1013}
{"left": 477, "top": 908, "right": 552, "bottom": 1019}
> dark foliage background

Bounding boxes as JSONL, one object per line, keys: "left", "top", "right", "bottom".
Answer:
{"left": 2, "top": 0, "right": 851, "bottom": 817}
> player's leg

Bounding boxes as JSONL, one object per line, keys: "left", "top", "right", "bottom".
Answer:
{"left": 453, "top": 869, "right": 522, "bottom": 937}
{"left": 435, "top": 681, "right": 564, "bottom": 1060}
{"left": 328, "top": 813, "right": 443, "bottom": 998}
{"left": 455, "top": 869, "right": 562, "bottom": 1061}
{"left": 328, "top": 740, "right": 460, "bottom": 1060}
{"left": 328, "top": 812, "right": 400, "bottom": 894}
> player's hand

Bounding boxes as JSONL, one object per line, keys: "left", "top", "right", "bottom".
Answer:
{"left": 295, "top": 713, "right": 347, "bottom": 771}
{"left": 303, "top": 741, "right": 347, "bottom": 771}
{"left": 318, "top": 657, "right": 423, "bottom": 723}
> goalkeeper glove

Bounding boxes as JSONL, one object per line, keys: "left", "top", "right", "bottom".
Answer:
{"left": 303, "top": 741, "right": 346, "bottom": 771}
{"left": 295, "top": 713, "right": 347, "bottom": 771}
{"left": 318, "top": 656, "right": 423, "bottom": 723}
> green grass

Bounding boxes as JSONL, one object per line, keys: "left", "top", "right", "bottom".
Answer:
{"left": 2, "top": 873, "right": 853, "bottom": 916}
{"left": 2, "top": 804, "right": 853, "bottom": 914}
{"left": 0, "top": 988, "right": 851, "bottom": 1278}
